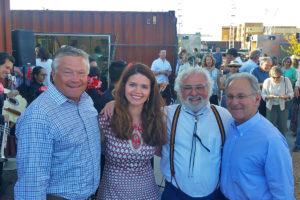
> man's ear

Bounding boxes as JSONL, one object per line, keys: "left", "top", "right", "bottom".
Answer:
{"left": 255, "top": 93, "right": 262, "bottom": 106}
{"left": 51, "top": 71, "right": 55, "bottom": 82}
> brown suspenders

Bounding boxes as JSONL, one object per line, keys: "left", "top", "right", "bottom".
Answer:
{"left": 170, "top": 105, "right": 182, "bottom": 189}
{"left": 169, "top": 104, "right": 226, "bottom": 190}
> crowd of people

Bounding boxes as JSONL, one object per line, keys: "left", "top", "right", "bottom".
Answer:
{"left": 0, "top": 45, "right": 298, "bottom": 199}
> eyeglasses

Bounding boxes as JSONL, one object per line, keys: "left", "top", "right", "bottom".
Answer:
{"left": 272, "top": 76, "right": 281, "bottom": 79}
{"left": 226, "top": 94, "right": 254, "bottom": 101}
{"left": 40, "top": 74, "right": 47, "bottom": 77}
{"left": 182, "top": 84, "right": 207, "bottom": 92}
{"left": 228, "top": 65, "right": 240, "bottom": 68}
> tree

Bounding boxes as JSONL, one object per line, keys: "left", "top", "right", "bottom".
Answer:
{"left": 280, "top": 34, "right": 300, "bottom": 56}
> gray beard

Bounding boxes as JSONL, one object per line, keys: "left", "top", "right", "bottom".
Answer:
{"left": 180, "top": 95, "right": 209, "bottom": 113}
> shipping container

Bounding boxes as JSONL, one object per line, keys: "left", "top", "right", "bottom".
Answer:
{"left": 10, "top": 10, "right": 178, "bottom": 71}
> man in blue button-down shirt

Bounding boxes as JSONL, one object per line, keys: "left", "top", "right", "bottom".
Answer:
{"left": 221, "top": 73, "right": 294, "bottom": 200}
{"left": 15, "top": 46, "right": 101, "bottom": 200}
{"left": 239, "top": 49, "right": 261, "bottom": 73}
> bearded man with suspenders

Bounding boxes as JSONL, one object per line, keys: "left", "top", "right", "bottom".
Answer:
{"left": 160, "top": 67, "right": 233, "bottom": 200}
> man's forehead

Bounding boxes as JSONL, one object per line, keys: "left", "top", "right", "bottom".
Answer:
{"left": 227, "top": 78, "right": 251, "bottom": 92}
{"left": 182, "top": 73, "right": 206, "bottom": 85}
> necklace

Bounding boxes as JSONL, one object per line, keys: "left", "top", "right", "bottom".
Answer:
{"left": 129, "top": 123, "right": 143, "bottom": 152}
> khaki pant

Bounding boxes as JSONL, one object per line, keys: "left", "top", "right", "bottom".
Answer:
{"left": 266, "top": 105, "right": 289, "bottom": 135}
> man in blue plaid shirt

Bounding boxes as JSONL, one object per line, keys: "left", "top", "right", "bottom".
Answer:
{"left": 14, "top": 46, "right": 101, "bottom": 200}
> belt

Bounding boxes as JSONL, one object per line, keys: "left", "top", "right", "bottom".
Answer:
{"left": 46, "top": 194, "right": 96, "bottom": 200}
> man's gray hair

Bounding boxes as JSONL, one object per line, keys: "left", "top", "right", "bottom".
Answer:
{"left": 174, "top": 67, "right": 213, "bottom": 101}
{"left": 259, "top": 56, "right": 272, "bottom": 64}
{"left": 249, "top": 49, "right": 261, "bottom": 59}
{"left": 225, "top": 72, "right": 260, "bottom": 94}
{"left": 52, "top": 46, "right": 90, "bottom": 73}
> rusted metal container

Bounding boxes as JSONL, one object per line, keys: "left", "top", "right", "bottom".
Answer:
{"left": 10, "top": 10, "right": 178, "bottom": 69}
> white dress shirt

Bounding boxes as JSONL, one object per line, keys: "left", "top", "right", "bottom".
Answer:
{"left": 151, "top": 58, "right": 172, "bottom": 83}
{"left": 160, "top": 103, "right": 233, "bottom": 197}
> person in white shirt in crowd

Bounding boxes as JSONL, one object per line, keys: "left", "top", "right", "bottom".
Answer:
{"left": 35, "top": 46, "right": 53, "bottom": 86}
{"left": 239, "top": 49, "right": 261, "bottom": 73}
{"left": 160, "top": 67, "right": 232, "bottom": 200}
{"left": 262, "top": 66, "right": 293, "bottom": 136}
{"left": 151, "top": 49, "right": 172, "bottom": 84}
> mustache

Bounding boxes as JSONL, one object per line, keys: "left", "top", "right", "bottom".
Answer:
{"left": 187, "top": 95, "right": 203, "bottom": 101}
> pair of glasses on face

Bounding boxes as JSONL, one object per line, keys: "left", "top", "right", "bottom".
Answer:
{"left": 272, "top": 76, "right": 281, "bottom": 79}
{"left": 228, "top": 65, "right": 240, "bottom": 68}
{"left": 182, "top": 84, "right": 207, "bottom": 92}
{"left": 226, "top": 94, "right": 253, "bottom": 101}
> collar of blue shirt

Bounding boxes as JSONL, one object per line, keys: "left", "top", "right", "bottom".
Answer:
{"left": 47, "top": 82, "right": 89, "bottom": 106}
{"left": 231, "top": 112, "right": 261, "bottom": 136}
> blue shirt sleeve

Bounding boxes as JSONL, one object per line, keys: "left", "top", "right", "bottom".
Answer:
{"left": 264, "top": 138, "right": 295, "bottom": 199}
{"left": 151, "top": 60, "right": 156, "bottom": 71}
{"left": 239, "top": 65, "right": 247, "bottom": 72}
{"left": 14, "top": 107, "right": 53, "bottom": 199}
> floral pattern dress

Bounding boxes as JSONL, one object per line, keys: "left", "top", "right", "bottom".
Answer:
{"left": 97, "top": 116, "right": 159, "bottom": 200}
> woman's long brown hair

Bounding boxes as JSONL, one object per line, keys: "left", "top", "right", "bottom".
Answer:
{"left": 110, "top": 63, "right": 168, "bottom": 147}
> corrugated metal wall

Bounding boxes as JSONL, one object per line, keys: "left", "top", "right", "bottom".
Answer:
{"left": 0, "top": 0, "right": 12, "bottom": 53}
{"left": 11, "top": 10, "right": 177, "bottom": 69}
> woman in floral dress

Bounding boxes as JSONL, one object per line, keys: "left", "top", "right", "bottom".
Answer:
{"left": 97, "top": 63, "right": 168, "bottom": 200}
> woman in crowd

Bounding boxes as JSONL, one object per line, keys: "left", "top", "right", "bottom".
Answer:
{"left": 281, "top": 56, "right": 297, "bottom": 124}
{"left": 27, "top": 66, "right": 47, "bottom": 104}
{"left": 97, "top": 63, "right": 168, "bottom": 200}
{"left": 202, "top": 54, "right": 221, "bottom": 105}
{"left": 36, "top": 46, "right": 52, "bottom": 86}
{"left": 281, "top": 56, "right": 297, "bottom": 87}
{"left": 220, "top": 60, "right": 241, "bottom": 107}
{"left": 178, "top": 53, "right": 195, "bottom": 73}
{"left": 175, "top": 48, "right": 187, "bottom": 75}
{"left": 262, "top": 66, "right": 293, "bottom": 135}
